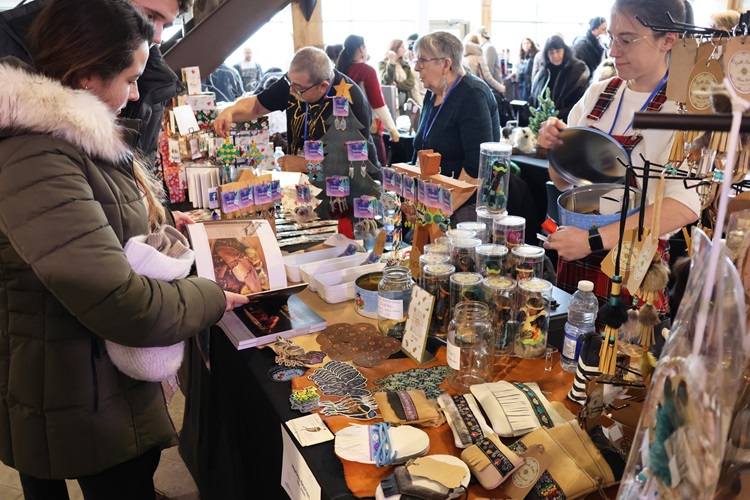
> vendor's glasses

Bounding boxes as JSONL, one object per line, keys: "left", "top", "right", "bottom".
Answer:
{"left": 284, "top": 74, "right": 321, "bottom": 95}
{"left": 607, "top": 33, "right": 649, "bottom": 52}
{"left": 415, "top": 57, "right": 444, "bottom": 68}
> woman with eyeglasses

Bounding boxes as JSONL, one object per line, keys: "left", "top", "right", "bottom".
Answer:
{"left": 539, "top": 0, "right": 699, "bottom": 307}
{"left": 337, "top": 34, "right": 400, "bottom": 167}
{"left": 411, "top": 31, "right": 500, "bottom": 225}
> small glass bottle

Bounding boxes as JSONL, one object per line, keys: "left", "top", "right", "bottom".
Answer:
{"left": 457, "top": 221, "right": 488, "bottom": 243}
{"left": 421, "top": 263, "right": 455, "bottom": 337}
{"left": 476, "top": 243, "right": 509, "bottom": 277}
{"left": 514, "top": 277, "right": 553, "bottom": 359}
{"left": 378, "top": 266, "right": 414, "bottom": 339}
{"left": 476, "top": 142, "right": 512, "bottom": 214}
{"left": 447, "top": 301, "right": 494, "bottom": 394}
{"left": 483, "top": 276, "right": 517, "bottom": 358}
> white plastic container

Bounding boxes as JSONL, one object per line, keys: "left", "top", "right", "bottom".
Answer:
{"left": 315, "top": 263, "right": 387, "bottom": 304}
{"left": 300, "top": 253, "right": 370, "bottom": 291}
{"left": 283, "top": 246, "right": 353, "bottom": 283}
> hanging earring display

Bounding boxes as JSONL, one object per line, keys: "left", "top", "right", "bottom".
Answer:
{"left": 304, "top": 140, "right": 325, "bottom": 182}
{"left": 333, "top": 96, "right": 350, "bottom": 130}
{"left": 326, "top": 175, "right": 351, "bottom": 218}
{"left": 346, "top": 140, "right": 369, "bottom": 177}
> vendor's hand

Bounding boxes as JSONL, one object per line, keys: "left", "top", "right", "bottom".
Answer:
{"left": 224, "top": 291, "right": 250, "bottom": 312}
{"left": 213, "top": 108, "right": 234, "bottom": 137}
{"left": 542, "top": 226, "right": 591, "bottom": 261}
{"left": 389, "top": 129, "right": 400, "bottom": 142}
{"left": 387, "top": 50, "right": 399, "bottom": 63}
{"left": 537, "top": 116, "right": 567, "bottom": 149}
{"left": 171, "top": 210, "right": 195, "bottom": 234}
{"left": 278, "top": 155, "right": 308, "bottom": 173}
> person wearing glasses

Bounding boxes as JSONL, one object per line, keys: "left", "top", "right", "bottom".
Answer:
{"left": 214, "top": 46, "right": 379, "bottom": 172}
{"left": 411, "top": 31, "right": 500, "bottom": 226}
{"left": 539, "top": 0, "right": 699, "bottom": 306}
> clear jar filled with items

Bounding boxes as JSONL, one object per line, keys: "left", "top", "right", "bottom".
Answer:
{"left": 450, "top": 237, "right": 482, "bottom": 273}
{"left": 449, "top": 272, "right": 484, "bottom": 312}
{"left": 514, "top": 277, "right": 553, "bottom": 359}
{"left": 423, "top": 242, "right": 451, "bottom": 256}
{"left": 476, "top": 207, "right": 506, "bottom": 243}
{"left": 421, "top": 263, "right": 455, "bottom": 338}
{"left": 483, "top": 276, "right": 517, "bottom": 357}
{"left": 493, "top": 215, "right": 525, "bottom": 249}
{"left": 511, "top": 245, "right": 546, "bottom": 280}
{"left": 378, "top": 266, "right": 414, "bottom": 339}
{"left": 476, "top": 243, "right": 509, "bottom": 277}
{"left": 445, "top": 228, "right": 477, "bottom": 241}
{"left": 457, "top": 221, "right": 488, "bottom": 243}
{"left": 419, "top": 252, "right": 450, "bottom": 275}
{"left": 447, "top": 301, "right": 494, "bottom": 393}
{"left": 476, "top": 142, "right": 512, "bottom": 214}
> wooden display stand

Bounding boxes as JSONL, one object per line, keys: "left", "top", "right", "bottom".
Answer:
{"left": 392, "top": 150, "right": 477, "bottom": 276}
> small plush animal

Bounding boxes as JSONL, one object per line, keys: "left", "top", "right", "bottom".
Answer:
{"left": 501, "top": 123, "right": 517, "bottom": 144}
{"left": 513, "top": 126, "right": 537, "bottom": 154}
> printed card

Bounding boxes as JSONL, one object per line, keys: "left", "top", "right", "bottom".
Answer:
{"left": 401, "top": 286, "right": 435, "bottom": 365}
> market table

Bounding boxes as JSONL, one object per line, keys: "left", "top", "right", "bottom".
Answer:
{"left": 179, "top": 286, "right": 614, "bottom": 500}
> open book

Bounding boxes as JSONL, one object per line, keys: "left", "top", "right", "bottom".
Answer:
{"left": 188, "top": 220, "right": 326, "bottom": 348}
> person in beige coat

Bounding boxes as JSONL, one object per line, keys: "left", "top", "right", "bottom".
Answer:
{"left": 463, "top": 33, "right": 506, "bottom": 95}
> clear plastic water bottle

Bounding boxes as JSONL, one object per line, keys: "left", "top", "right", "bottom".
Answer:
{"left": 273, "top": 146, "right": 284, "bottom": 171}
{"left": 560, "top": 280, "right": 598, "bottom": 372}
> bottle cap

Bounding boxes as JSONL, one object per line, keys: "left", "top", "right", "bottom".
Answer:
{"left": 577, "top": 280, "right": 594, "bottom": 292}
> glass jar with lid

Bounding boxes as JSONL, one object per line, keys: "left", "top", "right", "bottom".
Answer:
{"left": 450, "top": 237, "right": 482, "bottom": 273}
{"left": 449, "top": 272, "right": 484, "bottom": 312}
{"left": 476, "top": 142, "right": 512, "bottom": 214}
{"left": 514, "top": 277, "right": 553, "bottom": 358}
{"left": 476, "top": 243, "right": 509, "bottom": 277}
{"left": 421, "top": 263, "right": 455, "bottom": 337}
{"left": 377, "top": 266, "right": 413, "bottom": 339}
{"left": 493, "top": 215, "right": 526, "bottom": 249}
{"left": 483, "top": 276, "right": 517, "bottom": 357}
{"left": 447, "top": 301, "right": 494, "bottom": 393}
{"left": 456, "top": 221, "right": 488, "bottom": 243}
{"left": 511, "top": 245, "right": 546, "bottom": 280}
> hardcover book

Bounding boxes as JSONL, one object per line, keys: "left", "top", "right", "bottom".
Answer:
{"left": 187, "top": 220, "right": 326, "bottom": 349}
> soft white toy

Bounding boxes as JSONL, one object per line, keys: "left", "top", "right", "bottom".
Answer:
{"left": 512, "top": 126, "right": 537, "bottom": 154}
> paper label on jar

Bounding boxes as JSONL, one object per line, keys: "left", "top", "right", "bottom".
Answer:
{"left": 378, "top": 297, "right": 404, "bottom": 320}
{"left": 446, "top": 341, "right": 461, "bottom": 370}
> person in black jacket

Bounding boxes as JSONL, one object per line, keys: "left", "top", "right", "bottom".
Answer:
{"left": 0, "top": 0, "right": 191, "bottom": 168}
{"left": 573, "top": 16, "right": 608, "bottom": 80}
{"left": 529, "top": 35, "right": 589, "bottom": 122}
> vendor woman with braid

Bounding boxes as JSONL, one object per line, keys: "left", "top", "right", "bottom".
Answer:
{"left": 538, "top": 0, "right": 700, "bottom": 307}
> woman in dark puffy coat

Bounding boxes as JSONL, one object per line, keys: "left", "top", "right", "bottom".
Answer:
{"left": 529, "top": 35, "right": 590, "bottom": 122}
{"left": 0, "top": 0, "right": 246, "bottom": 496}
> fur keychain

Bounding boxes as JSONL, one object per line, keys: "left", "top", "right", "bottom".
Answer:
{"left": 635, "top": 253, "right": 670, "bottom": 347}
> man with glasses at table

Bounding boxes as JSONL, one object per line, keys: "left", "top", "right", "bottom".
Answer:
{"left": 214, "top": 46, "right": 379, "bottom": 172}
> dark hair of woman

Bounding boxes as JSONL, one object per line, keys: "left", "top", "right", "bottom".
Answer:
{"left": 325, "top": 44, "right": 343, "bottom": 63}
{"left": 27, "top": 0, "right": 155, "bottom": 88}
{"left": 542, "top": 35, "right": 572, "bottom": 65}
{"left": 519, "top": 38, "right": 538, "bottom": 61}
{"left": 612, "top": 0, "right": 687, "bottom": 38}
{"left": 337, "top": 34, "right": 365, "bottom": 76}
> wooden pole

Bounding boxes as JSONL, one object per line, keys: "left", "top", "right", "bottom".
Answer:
{"left": 292, "top": 0, "right": 324, "bottom": 51}
{"left": 481, "top": 0, "right": 492, "bottom": 34}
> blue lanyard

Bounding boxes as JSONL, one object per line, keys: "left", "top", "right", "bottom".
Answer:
{"left": 421, "top": 75, "right": 463, "bottom": 143}
{"left": 303, "top": 80, "right": 334, "bottom": 142}
{"left": 608, "top": 71, "right": 668, "bottom": 136}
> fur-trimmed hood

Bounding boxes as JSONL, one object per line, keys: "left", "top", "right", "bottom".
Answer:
{"left": 0, "top": 57, "right": 130, "bottom": 163}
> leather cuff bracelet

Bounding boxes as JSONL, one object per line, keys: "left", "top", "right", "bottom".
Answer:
{"left": 588, "top": 227, "right": 604, "bottom": 252}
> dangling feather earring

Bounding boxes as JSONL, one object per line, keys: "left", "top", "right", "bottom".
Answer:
{"left": 442, "top": 76, "right": 448, "bottom": 100}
